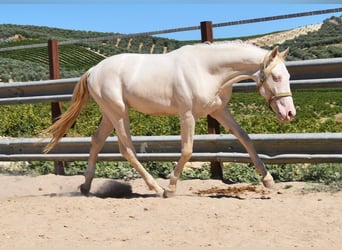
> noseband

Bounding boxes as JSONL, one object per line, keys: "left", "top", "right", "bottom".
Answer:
{"left": 257, "top": 66, "right": 292, "bottom": 107}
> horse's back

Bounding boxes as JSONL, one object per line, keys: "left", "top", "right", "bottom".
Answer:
{"left": 87, "top": 52, "right": 182, "bottom": 115}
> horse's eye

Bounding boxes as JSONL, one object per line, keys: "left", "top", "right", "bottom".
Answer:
{"left": 272, "top": 74, "right": 281, "bottom": 82}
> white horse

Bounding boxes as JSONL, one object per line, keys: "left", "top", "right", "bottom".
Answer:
{"left": 44, "top": 41, "right": 296, "bottom": 197}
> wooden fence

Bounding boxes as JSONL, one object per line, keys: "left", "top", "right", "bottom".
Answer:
{"left": 0, "top": 134, "right": 341, "bottom": 164}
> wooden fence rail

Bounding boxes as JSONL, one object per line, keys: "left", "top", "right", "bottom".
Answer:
{"left": 0, "top": 133, "right": 341, "bottom": 163}
{"left": 1, "top": 77, "right": 341, "bottom": 105}
{"left": 1, "top": 57, "right": 341, "bottom": 105}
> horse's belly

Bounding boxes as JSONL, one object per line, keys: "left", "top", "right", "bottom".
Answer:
{"left": 127, "top": 96, "right": 178, "bottom": 116}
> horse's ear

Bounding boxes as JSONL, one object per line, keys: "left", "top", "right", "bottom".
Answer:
{"left": 270, "top": 46, "right": 279, "bottom": 58}
{"left": 264, "top": 46, "right": 279, "bottom": 69}
{"left": 280, "top": 47, "right": 290, "bottom": 59}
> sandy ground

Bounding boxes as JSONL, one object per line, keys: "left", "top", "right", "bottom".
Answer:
{"left": 0, "top": 174, "right": 341, "bottom": 249}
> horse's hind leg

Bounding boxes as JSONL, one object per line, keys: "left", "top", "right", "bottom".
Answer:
{"left": 80, "top": 115, "right": 113, "bottom": 195}
{"left": 110, "top": 112, "right": 165, "bottom": 197}
{"left": 210, "top": 107, "right": 275, "bottom": 188}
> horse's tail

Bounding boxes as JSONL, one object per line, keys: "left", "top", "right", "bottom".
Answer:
{"left": 43, "top": 73, "right": 90, "bottom": 153}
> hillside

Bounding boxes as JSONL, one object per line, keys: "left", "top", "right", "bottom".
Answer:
{"left": 0, "top": 15, "right": 342, "bottom": 82}
{"left": 246, "top": 23, "right": 322, "bottom": 47}
{"left": 0, "top": 24, "right": 182, "bottom": 82}
{"left": 274, "top": 16, "right": 342, "bottom": 60}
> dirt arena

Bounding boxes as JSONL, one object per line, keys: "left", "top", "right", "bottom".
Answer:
{"left": 0, "top": 174, "right": 341, "bottom": 249}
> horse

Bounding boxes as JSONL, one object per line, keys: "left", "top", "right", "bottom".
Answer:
{"left": 44, "top": 41, "right": 296, "bottom": 197}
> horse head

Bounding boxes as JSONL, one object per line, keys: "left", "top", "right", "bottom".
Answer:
{"left": 256, "top": 46, "right": 296, "bottom": 122}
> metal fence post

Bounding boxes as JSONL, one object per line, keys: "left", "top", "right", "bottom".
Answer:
{"left": 48, "top": 39, "right": 65, "bottom": 175}
{"left": 200, "top": 21, "right": 223, "bottom": 179}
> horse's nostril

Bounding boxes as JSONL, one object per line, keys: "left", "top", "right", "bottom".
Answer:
{"left": 288, "top": 110, "right": 294, "bottom": 118}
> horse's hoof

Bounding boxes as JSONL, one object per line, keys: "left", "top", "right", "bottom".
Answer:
{"left": 79, "top": 184, "right": 90, "bottom": 196}
{"left": 163, "top": 190, "right": 175, "bottom": 198}
{"left": 162, "top": 186, "right": 176, "bottom": 198}
{"left": 262, "top": 172, "right": 276, "bottom": 189}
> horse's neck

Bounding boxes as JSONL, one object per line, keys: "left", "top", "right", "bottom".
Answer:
{"left": 187, "top": 44, "right": 267, "bottom": 98}
{"left": 199, "top": 44, "right": 266, "bottom": 79}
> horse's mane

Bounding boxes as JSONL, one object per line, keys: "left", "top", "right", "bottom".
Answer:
{"left": 195, "top": 40, "right": 266, "bottom": 52}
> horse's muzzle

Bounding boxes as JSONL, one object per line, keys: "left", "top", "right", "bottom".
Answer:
{"left": 270, "top": 96, "right": 296, "bottom": 122}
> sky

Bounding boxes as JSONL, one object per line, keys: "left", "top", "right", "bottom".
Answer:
{"left": 0, "top": 1, "right": 341, "bottom": 41}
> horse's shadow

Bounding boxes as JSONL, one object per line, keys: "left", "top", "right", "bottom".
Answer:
{"left": 43, "top": 179, "right": 257, "bottom": 200}
{"left": 90, "top": 179, "right": 155, "bottom": 199}
{"left": 37, "top": 180, "right": 147, "bottom": 199}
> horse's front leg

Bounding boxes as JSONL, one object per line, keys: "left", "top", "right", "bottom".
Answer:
{"left": 165, "top": 111, "right": 195, "bottom": 197}
{"left": 80, "top": 115, "right": 114, "bottom": 195}
{"left": 210, "top": 107, "right": 275, "bottom": 188}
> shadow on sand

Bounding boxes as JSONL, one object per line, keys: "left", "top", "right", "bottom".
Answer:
{"left": 90, "top": 179, "right": 156, "bottom": 199}
{"left": 37, "top": 179, "right": 153, "bottom": 199}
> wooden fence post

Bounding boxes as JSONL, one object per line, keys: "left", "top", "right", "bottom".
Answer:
{"left": 200, "top": 21, "right": 223, "bottom": 179}
{"left": 48, "top": 39, "right": 65, "bottom": 175}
